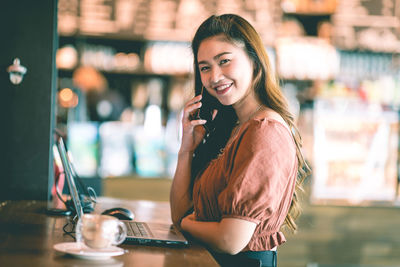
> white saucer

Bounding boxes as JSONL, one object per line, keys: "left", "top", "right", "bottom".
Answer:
{"left": 54, "top": 242, "right": 125, "bottom": 260}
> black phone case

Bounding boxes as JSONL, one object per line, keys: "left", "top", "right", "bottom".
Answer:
{"left": 197, "top": 91, "right": 218, "bottom": 133}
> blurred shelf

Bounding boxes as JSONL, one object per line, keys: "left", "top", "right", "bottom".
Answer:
{"left": 60, "top": 33, "right": 150, "bottom": 43}
{"left": 283, "top": 11, "right": 334, "bottom": 16}
{"left": 57, "top": 67, "right": 190, "bottom": 78}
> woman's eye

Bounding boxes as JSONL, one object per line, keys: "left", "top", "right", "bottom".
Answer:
{"left": 200, "top": 66, "right": 209, "bottom": 72}
{"left": 219, "top": 59, "right": 230, "bottom": 65}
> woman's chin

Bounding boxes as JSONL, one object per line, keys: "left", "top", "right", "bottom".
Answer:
{"left": 217, "top": 98, "right": 234, "bottom": 106}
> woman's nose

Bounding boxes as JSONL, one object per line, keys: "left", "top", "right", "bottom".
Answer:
{"left": 210, "top": 66, "right": 224, "bottom": 84}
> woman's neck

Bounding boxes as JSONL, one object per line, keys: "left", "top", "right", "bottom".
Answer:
{"left": 233, "top": 94, "right": 262, "bottom": 125}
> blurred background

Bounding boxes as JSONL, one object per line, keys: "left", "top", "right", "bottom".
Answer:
{"left": 54, "top": 1, "right": 400, "bottom": 266}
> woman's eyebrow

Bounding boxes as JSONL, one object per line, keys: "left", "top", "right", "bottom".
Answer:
{"left": 198, "top": 52, "right": 232, "bottom": 65}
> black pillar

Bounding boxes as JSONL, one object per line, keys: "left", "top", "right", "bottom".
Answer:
{"left": 0, "top": 0, "right": 58, "bottom": 200}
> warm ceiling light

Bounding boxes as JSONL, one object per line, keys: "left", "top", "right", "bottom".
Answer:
{"left": 59, "top": 88, "right": 73, "bottom": 102}
{"left": 59, "top": 88, "right": 79, "bottom": 108}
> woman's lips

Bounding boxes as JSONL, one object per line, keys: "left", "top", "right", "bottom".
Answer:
{"left": 215, "top": 83, "right": 232, "bottom": 95}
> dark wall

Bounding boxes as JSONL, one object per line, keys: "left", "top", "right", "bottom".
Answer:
{"left": 0, "top": 0, "right": 57, "bottom": 200}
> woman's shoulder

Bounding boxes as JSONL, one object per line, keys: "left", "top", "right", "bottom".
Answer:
{"left": 248, "top": 108, "right": 291, "bottom": 135}
{"left": 238, "top": 108, "right": 296, "bottom": 157}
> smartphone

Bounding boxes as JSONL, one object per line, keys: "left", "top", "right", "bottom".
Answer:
{"left": 194, "top": 87, "right": 216, "bottom": 133}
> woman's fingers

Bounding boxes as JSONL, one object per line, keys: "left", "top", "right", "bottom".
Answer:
{"left": 185, "top": 94, "right": 202, "bottom": 107}
{"left": 183, "top": 95, "right": 203, "bottom": 120}
{"left": 190, "top": 118, "right": 207, "bottom": 126}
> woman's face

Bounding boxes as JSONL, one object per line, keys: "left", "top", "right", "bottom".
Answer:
{"left": 197, "top": 34, "right": 254, "bottom": 107}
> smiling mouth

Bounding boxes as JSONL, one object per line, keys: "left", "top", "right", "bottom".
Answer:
{"left": 214, "top": 83, "right": 233, "bottom": 95}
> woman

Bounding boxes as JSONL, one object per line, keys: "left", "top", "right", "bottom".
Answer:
{"left": 170, "top": 14, "right": 310, "bottom": 267}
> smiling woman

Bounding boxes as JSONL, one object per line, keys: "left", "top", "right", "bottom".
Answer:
{"left": 170, "top": 14, "right": 311, "bottom": 267}
{"left": 197, "top": 35, "right": 254, "bottom": 107}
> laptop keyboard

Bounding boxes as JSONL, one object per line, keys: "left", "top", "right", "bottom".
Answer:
{"left": 125, "top": 222, "right": 151, "bottom": 238}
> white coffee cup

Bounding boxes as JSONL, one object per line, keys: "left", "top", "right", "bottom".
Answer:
{"left": 76, "top": 214, "right": 127, "bottom": 249}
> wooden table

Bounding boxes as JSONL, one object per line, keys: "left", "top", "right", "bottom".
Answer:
{"left": 0, "top": 197, "right": 219, "bottom": 266}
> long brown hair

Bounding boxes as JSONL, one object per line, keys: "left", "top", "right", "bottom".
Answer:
{"left": 191, "top": 14, "right": 311, "bottom": 232}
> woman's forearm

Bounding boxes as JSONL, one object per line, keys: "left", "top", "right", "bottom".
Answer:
{"left": 170, "top": 151, "right": 194, "bottom": 226}
{"left": 181, "top": 216, "right": 257, "bottom": 255}
{"left": 170, "top": 94, "right": 207, "bottom": 226}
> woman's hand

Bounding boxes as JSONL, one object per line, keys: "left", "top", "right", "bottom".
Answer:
{"left": 180, "top": 95, "right": 207, "bottom": 154}
{"left": 181, "top": 212, "right": 196, "bottom": 229}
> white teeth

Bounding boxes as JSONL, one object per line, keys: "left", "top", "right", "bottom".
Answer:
{"left": 215, "top": 84, "right": 231, "bottom": 91}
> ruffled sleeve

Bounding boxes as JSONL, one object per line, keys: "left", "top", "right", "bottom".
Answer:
{"left": 218, "top": 118, "right": 297, "bottom": 227}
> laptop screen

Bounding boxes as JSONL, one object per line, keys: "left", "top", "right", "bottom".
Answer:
{"left": 55, "top": 136, "right": 84, "bottom": 220}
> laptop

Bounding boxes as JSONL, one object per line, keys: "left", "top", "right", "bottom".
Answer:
{"left": 55, "top": 136, "right": 189, "bottom": 246}
{"left": 55, "top": 137, "right": 85, "bottom": 220}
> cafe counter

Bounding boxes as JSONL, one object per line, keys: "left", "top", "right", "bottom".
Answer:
{"left": 0, "top": 197, "right": 219, "bottom": 266}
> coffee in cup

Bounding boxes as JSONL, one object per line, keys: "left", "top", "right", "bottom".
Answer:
{"left": 76, "top": 214, "right": 127, "bottom": 249}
